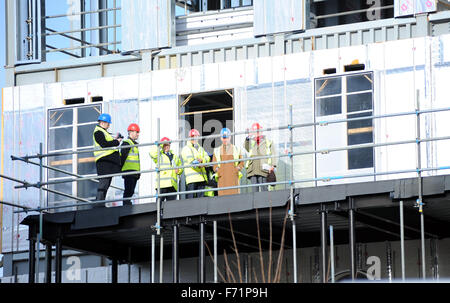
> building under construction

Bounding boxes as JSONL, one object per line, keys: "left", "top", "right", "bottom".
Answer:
{"left": 2, "top": 0, "right": 450, "bottom": 283}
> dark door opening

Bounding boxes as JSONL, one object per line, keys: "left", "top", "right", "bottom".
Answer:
{"left": 180, "top": 89, "right": 234, "bottom": 156}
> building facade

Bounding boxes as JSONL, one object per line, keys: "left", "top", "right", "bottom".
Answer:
{"left": 2, "top": 0, "right": 450, "bottom": 282}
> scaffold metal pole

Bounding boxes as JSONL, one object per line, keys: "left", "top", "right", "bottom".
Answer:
{"left": 11, "top": 155, "right": 124, "bottom": 192}
{"left": 14, "top": 134, "right": 450, "bottom": 191}
{"left": 213, "top": 220, "right": 218, "bottom": 283}
{"left": 289, "top": 104, "right": 298, "bottom": 283}
{"left": 415, "top": 90, "right": 426, "bottom": 280}
{"left": 199, "top": 221, "right": 205, "bottom": 283}
{"left": 159, "top": 235, "right": 164, "bottom": 283}
{"left": 151, "top": 234, "right": 155, "bottom": 283}
{"left": 330, "top": 225, "right": 335, "bottom": 283}
{"left": 400, "top": 200, "right": 406, "bottom": 281}
{"left": 349, "top": 197, "right": 356, "bottom": 281}
{"left": 320, "top": 203, "right": 327, "bottom": 283}
{"left": 35, "top": 143, "right": 44, "bottom": 283}
{"left": 157, "top": 118, "right": 161, "bottom": 236}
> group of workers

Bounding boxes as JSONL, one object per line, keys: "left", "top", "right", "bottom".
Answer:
{"left": 92, "top": 113, "right": 277, "bottom": 207}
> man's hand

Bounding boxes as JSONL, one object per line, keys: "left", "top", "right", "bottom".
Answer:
{"left": 175, "top": 169, "right": 180, "bottom": 174}
{"left": 197, "top": 158, "right": 203, "bottom": 163}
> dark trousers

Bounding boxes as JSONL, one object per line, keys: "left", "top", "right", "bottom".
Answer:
{"left": 123, "top": 176, "right": 138, "bottom": 205}
{"left": 186, "top": 182, "right": 206, "bottom": 199}
{"left": 249, "top": 175, "right": 268, "bottom": 192}
{"left": 95, "top": 177, "right": 112, "bottom": 208}
{"left": 159, "top": 187, "right": 177, "bottom": 201}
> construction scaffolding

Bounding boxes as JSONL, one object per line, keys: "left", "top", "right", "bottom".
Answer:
{"left": 2, "top": 101, "right": 450, "bottom": 283}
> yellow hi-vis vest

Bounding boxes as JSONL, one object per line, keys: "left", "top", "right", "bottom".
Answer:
{"left": 121, "top": 139, "right": 140, "bottom": 171}
{"left": 150, "top": 145, "right": 183, "bottom": 190}
{"left": 181, "top": 142, "right": 209, "bottom": 185}
{"left": 245, "top": 138, "right": 272, "bottom": 169}
{"left": 93, "top": 125, "right": 116, "bottom": 162}
{"left": 214, "top": 144, "right": 243, "bottom": 180}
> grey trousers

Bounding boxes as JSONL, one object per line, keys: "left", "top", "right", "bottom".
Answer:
{"left": 249, "top": 175, "right": 268, "bottom": 192}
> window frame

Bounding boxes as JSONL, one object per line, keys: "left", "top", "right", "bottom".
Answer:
{"left": 47, "top": 103, "right": 103, "bottom": 206}
{"left": 314, "top": 71, "right": 375, "bottom": 171}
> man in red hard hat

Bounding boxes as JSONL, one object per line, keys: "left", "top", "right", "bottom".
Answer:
{"left": 149, "top": 137, "right": 183, "bottom": 201}
{"left": 244, "top": 122, "right": 277, "bottom": 192}
{"left": 181, "top": 128, "right": 210, "bottom": 198}
{"left": 120, "top": 123, "right": 141, "bottom": 205}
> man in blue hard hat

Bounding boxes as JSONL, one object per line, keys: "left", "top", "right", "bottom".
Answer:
{"left": 92, "top": 113, "right": 123, "bottom": 208}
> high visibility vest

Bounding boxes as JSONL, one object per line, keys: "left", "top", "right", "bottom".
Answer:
{"left": 121, "top": 139, "right": 140, "bottom": 171}
{"left": 93, "top": 125, "right": 116, "bottom": 162}
{"left": 245, "top": 138, "right": 272, "bottom": 169}
{"left": 181, "top": 142, "right": 209, "bottom": 185}
{"left": 150, "top": 145, "right": 182, "bottom": 190}
{"left": 214, "top": 144, "right": 243, "bottom": 180}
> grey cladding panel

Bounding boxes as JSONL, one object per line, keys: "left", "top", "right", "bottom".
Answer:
{"left": 71, "top": 207, "right": 120, "bottom": 230}
{"left": 299, "top": 185, "right": 347, "bottom": 204}
{"left": 393, "top": 176, "right": 445, "bottom": 199}
{"left": 122, "top": 0, "right": 174, "bottom": 52}
{"left": 163, "top": 198, "right": 208, "bottom": 219}
{"left": 254, "top": 0, "right": 305, "bottom": 36}
{"left": 207, "top": 194, "right": 253, "bottom": 215}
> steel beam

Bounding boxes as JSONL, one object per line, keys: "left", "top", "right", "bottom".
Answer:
{"left": 172, "top": 224, "right": 180, "bottom": 283}
{"left": 28, "top": 228, "right": 36, "bottom": 284}
{"left": 55, "top": 236, "right": 62, "bottom": 283}
{"left": 45, "top": 243, "right": 52, "bottom": 283}
{"left": 111, "top": 258, "right": 118, "bottom": 283}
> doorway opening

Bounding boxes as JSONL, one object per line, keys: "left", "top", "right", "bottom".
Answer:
{"left": 180, "top": 89, "right": 234, "bottom": 156}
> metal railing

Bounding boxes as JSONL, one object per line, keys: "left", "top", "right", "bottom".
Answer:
{"left": 8, "top": 104, "right": 450, "bottom": 212}
{"left": 2, "top": 98, "right": 449, "bottom": 283}
{"left": 43, "top": 4, "right": 121, "bottom": 60}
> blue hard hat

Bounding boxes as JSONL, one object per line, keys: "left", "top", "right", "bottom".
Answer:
{"left": 98, "top": 113, "right": 112, "bottom": 124}
{"left": 220, "top": 128, "right": 231, "bottom": 138}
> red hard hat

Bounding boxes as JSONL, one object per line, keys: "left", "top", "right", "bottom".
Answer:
{"left": 251, "top": 123, "right": 262, "bottom": 131}
{"left": 189, "top": 129, "right": 200, "bottom": 137}
{"left": 127, "top": 123, "right": 140, "bottom": 132}
{"left": 161, "top": 137, "right": 171, "bottom": 143}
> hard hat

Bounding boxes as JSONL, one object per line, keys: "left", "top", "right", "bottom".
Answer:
{"left": 189, "top": 129, "right": 200, "bottom": 137}
{"left": 161, "top": 137, "right": 171, "bottom": 144}
{"left": 251, "top": 122, "right": 262, "bottom": 131}
{"left": 127, "top": 123, "right": 140, "bottom": 132}
{"left": 98, "top": 113, "right": 112, "bottom": 124}
{"left": 220, "top": 128, "right": 231, "bottom": 138}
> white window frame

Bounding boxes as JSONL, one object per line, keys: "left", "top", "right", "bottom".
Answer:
{"left": 47, "top": 103, "right": 103, "bottom": 206}
{"left": 314, "top": 71, "right": 375, "bottom": 171}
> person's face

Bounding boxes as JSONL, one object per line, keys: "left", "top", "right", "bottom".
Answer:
{"left": 163, "top": 144, "right": 170, "bottom": 153}
{"left": 100, "top": 121, "right": 110, "bottom": 129}
{"left": 129, "top": 130, "right": 139, "bottom": 140}
{"left": 221, "top": 136, "right": 230, "bottom": 145}
{"left": 190, "top": 136, "right": 198, "bottom": 144}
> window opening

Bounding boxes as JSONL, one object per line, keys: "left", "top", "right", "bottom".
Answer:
{"left": 47, "top": 103, "right": 102, "bottom": 209}
{"left": 64, "top": 97, "right": 85, "bottom": 105}
{"left": 315, "top": 72, "right": 374, "bottom": 170}
{"left": 180, "top": 90, "right": 234, "bottom": 155}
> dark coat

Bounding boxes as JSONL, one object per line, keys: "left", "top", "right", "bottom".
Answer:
{"left": 94, "top": 129, "right": 121, "bottom": 176}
